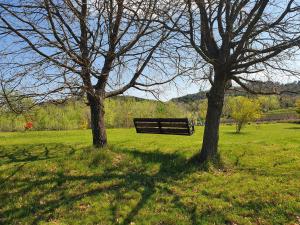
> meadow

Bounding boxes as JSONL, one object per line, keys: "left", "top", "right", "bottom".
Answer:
{"left": 0, "top": 123, "right": 299, "bottom": 225}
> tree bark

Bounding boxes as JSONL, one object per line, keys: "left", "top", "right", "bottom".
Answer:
{"left": 87, "top": 94, "right": 107, "bottom": 148}
{"left": 236, "top": 122, "right": 243, "bottom": 133}
{"left": 197, "top": 72, "right": 227, "bottom": 163}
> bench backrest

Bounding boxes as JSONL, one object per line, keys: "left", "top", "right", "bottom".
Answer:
{"left": 133, "top": 118, "right": 194, "bottom": 135}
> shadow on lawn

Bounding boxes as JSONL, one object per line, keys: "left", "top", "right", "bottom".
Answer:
{"left": 223, "top": 131, "right": 248, "bottom": 135}
{"left": 0, "top": 144, "right": 206, "bottom": 225}
{"left": 0, "top": 145, "right": 56, "bottom": 186}
{"left": 2, "top": 144, "right": 296, "bottom": 224}
{"left": 117, "top": 149, "right": 201, "bottom": 225}
{"left": 0, "top": 143, "right": 66, "bottom": 164}
{"left": 284, "top": 126, "right": 300, "bottom": 130}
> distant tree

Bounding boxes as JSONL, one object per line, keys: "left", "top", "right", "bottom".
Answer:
{"left": 0, "top": 90, "right": 33, "bottom": 114}
{"left": 296, "top": 99, "right": 300, "bottom": 114}
{"left": 198, "top": 100, "right": 208, "bottom": 124}
{"left": 279, "top": 96, "right": 298, "bottom": 108}
{"left": 229, "top": 97, "right": 261, "bottom": 133}
{"left": 257, "top": 96, "right": 280, "bottom": 112}
{"left": 184, "top": 100, "right": 207, "bottom": 124}
{"left": 222, "top": 97, "right": 232, "bottom": 119}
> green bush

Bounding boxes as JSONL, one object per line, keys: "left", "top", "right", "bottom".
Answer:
{"left": 228, "top": 96, "right": 262, "bottom": 133}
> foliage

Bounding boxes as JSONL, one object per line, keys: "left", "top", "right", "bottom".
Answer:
{"left": 24, "top": 121, "right": 33, "bottom": 130}
{"left": 0, "top": 99, "right": 189, "bottom": 131}
{"left": 0, "top": 111, "right": 25, "bottom": 131}
{"left": 0, "top": 91, "right": 35, "bottom": 131}
{"left": 32, "top": 101, "right": 89, "bottom": 131}
{"left": 1, "top": 96, "right": 298, "bottom": 132}
{"left": 296, "top": 99, "right": 300, "bottom": 115}
{"left": 198, "top": 100, "right": 208, "bottom": 123}
{"left": 222, "top": 97, "right": 232, "bottom": 119}
{"left": 0, "top": 123, "right": 299, "bottom": 224}
{"left": 257, "top": 95, "right": 280, "bottom": 112}
{"left": 182, "top": 100, "right": 207, "bottom": 125}
{"left": 228, "top": 97, "right": 262, "bottom": 133}
{"left": 0, "top": 90, "right": 33, "bottom": 113}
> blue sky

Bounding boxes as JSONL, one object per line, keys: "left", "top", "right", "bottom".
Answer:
{"left": 1, "top": 0, "right": 300, "bottom": 102}
{"left": 125, "top": 80, "right": 200, "bottom": 101}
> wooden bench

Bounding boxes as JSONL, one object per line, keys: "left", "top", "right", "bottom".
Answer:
{"left": 133, "top": 118, "right": 194, "bottom": 136}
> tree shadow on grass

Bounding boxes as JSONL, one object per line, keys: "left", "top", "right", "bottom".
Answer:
{"left": 0, "top": 143, "right": 69, "bottom": 165}
{"left": 0, "top": 144, "right": 204, "bottom": 225}
{"left": 2, "top": 144, "right": 295, "bottom": 224}
{"left": 0, "top": 163, "right": 26, "bottom": 188}
{"left": 223, "top": 131, "right": 248, "bottom": 135}
{"left": 116, "top": 148, "right": 200, "bottom": 225}
{"left": 284, "top": 126, "right": 300, "bottom": 130}
{"left": 0, "top": 144, "right": 61, "bottom": 188}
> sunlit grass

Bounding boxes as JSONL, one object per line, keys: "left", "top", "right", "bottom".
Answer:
{"left": 0, "top": 123, "right": 299, "bottom": 225}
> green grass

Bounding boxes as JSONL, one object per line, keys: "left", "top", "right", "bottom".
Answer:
{"left": 0, "top": 123, "right": 299, "bottom": 225}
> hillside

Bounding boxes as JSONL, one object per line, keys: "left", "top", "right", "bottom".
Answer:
{"left": 171, "top": 81, "right": 300, "bottom": 103}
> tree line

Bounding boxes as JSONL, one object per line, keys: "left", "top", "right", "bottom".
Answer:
{"left": 0, "top": 98, "right": 188, "bottom": 131}
{"left": 1, "top": 95, "right": 298, "bottom": 133}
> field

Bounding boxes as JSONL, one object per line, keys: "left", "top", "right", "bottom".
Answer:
{"left": 0, "top": 123, "right": 300, "bottom": 225}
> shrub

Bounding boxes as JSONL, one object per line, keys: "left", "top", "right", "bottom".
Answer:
{"left": 228, "top": 96, "right": 262, "bottom": 133}
{"left": 24, "top": 121, "right": 33, "bottom": 130}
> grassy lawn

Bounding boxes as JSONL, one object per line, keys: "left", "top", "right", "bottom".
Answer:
{"left": 0, "top": 123, "right": 299, "bottom": 225}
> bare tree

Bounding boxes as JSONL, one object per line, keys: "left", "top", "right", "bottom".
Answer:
{"left": 160, "top": 0, "right": 300, "bottom": 162}
{"left": 0, "top": 0, "right": 183, "bottom": 147}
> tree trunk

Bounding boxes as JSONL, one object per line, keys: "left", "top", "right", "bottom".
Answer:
{"left": 236, "top": 122, "right": 242, "bottom": 133}
{"left": 196, "top": 73, "right": 226, "bottom": 163}
{"left": 88, "top": 94, "right": 107, "bottom": 148}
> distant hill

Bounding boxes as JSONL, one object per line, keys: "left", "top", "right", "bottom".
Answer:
{"left": 171, "top": 92, "right": 207, "bottom": 103}
{"left": 112, "top": 95, "right": 154, "bottom": 102}
{"left": 171, "top": 81, "right": 300, "bottom": 103}
{"left": 34, "top": 94, "right": 153, "bottom": 107}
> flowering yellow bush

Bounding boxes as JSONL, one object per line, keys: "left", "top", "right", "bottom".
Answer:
{"left": 229, "top": 96, "right": 262, "bottom": 133}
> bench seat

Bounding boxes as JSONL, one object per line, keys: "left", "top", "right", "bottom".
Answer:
{"left": 133, "top": 118, "right": 194, "bottom": 135}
